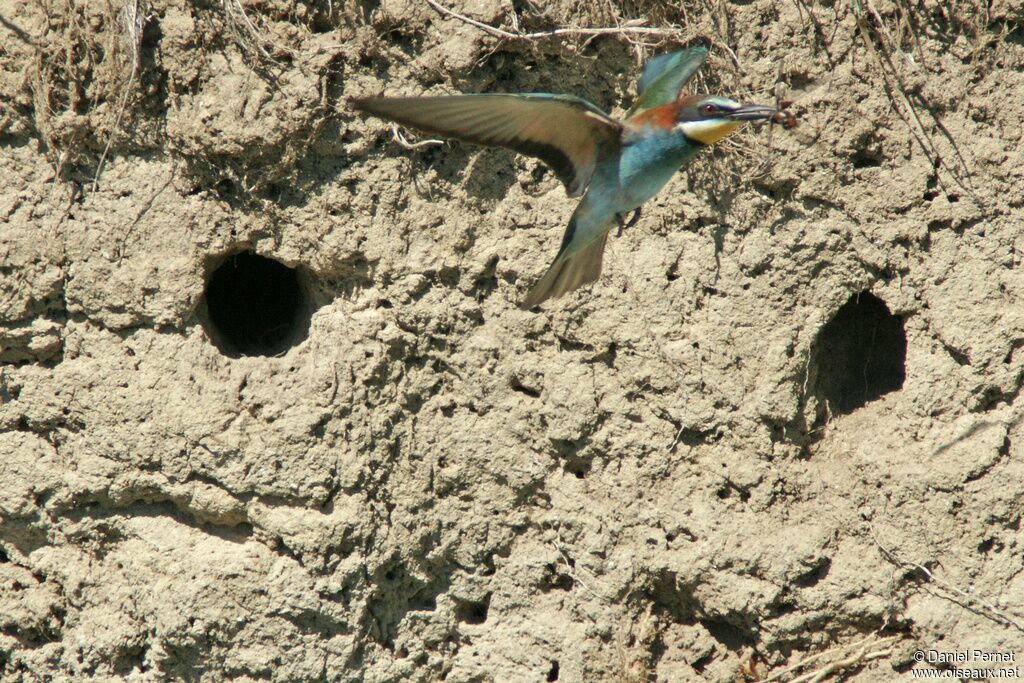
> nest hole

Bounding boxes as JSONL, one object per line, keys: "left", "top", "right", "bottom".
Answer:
{"left": 454, "top": 595, "right": 490, "bottom": 625}
{"left": 807, "top": 291, "right": 907, "bottom": 418}
{"left": 202, "top": 251, "right": 314, "bottom": 358}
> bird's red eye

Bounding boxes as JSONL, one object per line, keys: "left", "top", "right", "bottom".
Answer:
{"left": 703, "top": 103, "right": 717, "bottom": 114}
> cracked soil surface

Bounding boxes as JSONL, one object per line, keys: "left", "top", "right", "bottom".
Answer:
{"left": 2, "top": 0, "right": 1023, "bottom": 680}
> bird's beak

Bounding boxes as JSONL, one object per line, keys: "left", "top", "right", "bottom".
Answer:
{"left": 726, "top": 104, "right": 778, "bottom": 122}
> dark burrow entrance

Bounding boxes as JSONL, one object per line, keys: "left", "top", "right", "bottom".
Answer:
{"left": 804, "top": 290, "right": 907, "bottom": 426}
{"left": 201, "top": 251, "right": 315, "bottom": 358}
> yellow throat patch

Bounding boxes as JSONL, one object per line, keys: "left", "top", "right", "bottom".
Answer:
{"left": 677, "top": 119, "right": 742, "bottom": 145}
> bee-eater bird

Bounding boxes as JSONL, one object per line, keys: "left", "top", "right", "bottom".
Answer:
{"left": 352, "top": 48, "right": 791, "bottom": 308}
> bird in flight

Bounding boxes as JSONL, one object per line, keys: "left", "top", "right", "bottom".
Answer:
{"left": 352, "top": 48, "right": 795, "bottom": 308}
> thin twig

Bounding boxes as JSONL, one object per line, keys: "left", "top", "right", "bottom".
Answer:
{"left": 874, "top": 535, "right": 1024, "bottom": 633}
{"left": 225, "top": 0, "right": 273, "bottom": 61}
{"left": 92, "top": 0, "right": 146, "bottom": 192}
{"left": 763, "top": 633, "right": 899, "bottom": 683}
{"left": 793, "top": 639, "right": 896, "bottom": 683}
{"left": 854, "top": 0, "right": 981, "bottom": 207}
{"left": 116, "top": 168, "right": 175, "bottom": 262}
{"left": 390, "top": 124, "right": 444, "bottom": 150}
{"left": 552, "top": 532, "right": 607, "bottom": 603}
{"left": 222, "top": 0, "right": 294, "bottom": 63}
{"left": 426, "top": 0, "right": 687, "bottom": 42}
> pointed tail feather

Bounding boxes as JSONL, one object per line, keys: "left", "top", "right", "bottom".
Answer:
{"left": 519, "top": 230, "right": 610, "bottom": 309}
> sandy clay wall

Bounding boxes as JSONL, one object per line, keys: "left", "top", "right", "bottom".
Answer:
{"left": 2, "top": 0, "right": 1023, "bottom": 680}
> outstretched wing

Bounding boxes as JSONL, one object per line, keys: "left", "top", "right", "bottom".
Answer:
{"left": 352, "top": 94, "right": 622, "bottom": 198}
{"left": 627, "top": 47, "right": 709, "bottom": 117}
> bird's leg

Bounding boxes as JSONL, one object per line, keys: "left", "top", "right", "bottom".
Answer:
{"left": 626, "top": 207, "right": 642, "bottom": 229}
{"left": 615, "top": 208, "right": 642, "bottom": 237}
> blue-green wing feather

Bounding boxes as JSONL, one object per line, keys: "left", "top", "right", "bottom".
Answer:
{"left": 628, "top": 47, "right": 708, "bottom": 116}
{"left": 352, "top": 93, "right": 621, "bottom": 197}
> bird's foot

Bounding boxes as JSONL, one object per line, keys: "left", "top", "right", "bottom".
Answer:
{"left": 615, "top": 208, "right": 642, "bottom": 237}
